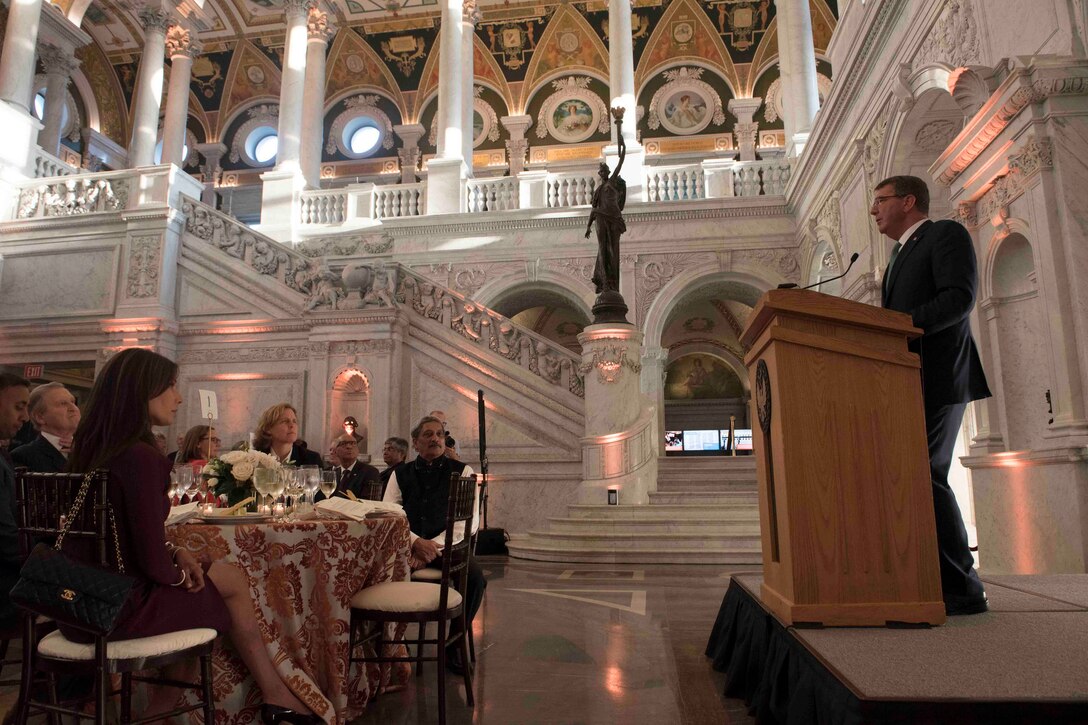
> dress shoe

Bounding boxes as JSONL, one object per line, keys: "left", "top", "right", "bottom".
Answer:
{"left": 260, "top": 704, "right": 323, "bottom": 725}
{"left": 945, "top": 596, "right": 988, "bottom": 616}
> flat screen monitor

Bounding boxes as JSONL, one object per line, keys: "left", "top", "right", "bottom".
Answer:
{"left": 734, "top": 429, "right": 753, "bottom": 451}
{"left": 683, "top": 429, "right": 721, "bottom": 451}
{"left": 664, "top": 431, "right": 683, "bottom": 452}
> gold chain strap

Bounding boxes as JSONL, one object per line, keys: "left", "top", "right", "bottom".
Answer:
{"left": 55, "top": 472, "right": 126, "bottom": 575}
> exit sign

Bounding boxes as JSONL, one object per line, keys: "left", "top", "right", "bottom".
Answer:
{"left": 23, "top": 364, "right": 43, "bottom": 379}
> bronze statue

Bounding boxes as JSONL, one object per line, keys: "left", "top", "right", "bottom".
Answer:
{"left": 585, "top": 108, "right": 627, "bottom": 295}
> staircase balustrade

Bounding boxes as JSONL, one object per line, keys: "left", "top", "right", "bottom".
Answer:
{"left": 373, "top": 183, "right": 424, "bottom": 219}
{"left": 32, "top": 147, "right": 77, "bottom": 179}
{"left": 545, "top": 172, "right": 599, "bottom": 208}
{"left": 733, "top": 159, "right": 791, "bottom": 197}
{"left": 299, "top": 189, "right": 347, "bottom": 224}
{"left": 466, "top": 177, "right": 518, "bottom": 213}
{"left": 646, "top": 165, "right": 706, "bottom": 202}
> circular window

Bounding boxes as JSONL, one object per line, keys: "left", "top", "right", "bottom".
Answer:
{"left": 33, "top": 91, "right": 45, "bottom": 120}
{"left": 244, "top": 125, "right": 278, "bottom": 166}
{"left": 349, "top": 125, "right": 381, "bottom": 155}
{"left": 340, "top": 116, "right": 383, "bottom": 158}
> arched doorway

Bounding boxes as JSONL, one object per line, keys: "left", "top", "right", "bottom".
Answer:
{"left": 489, "top": 283, "right": 592, "bottom": 353}
{"left": 327, "top": 368, "right": 370, "bottom": 454}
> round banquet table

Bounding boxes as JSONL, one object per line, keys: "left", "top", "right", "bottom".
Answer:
{"left": 162, "top": 515, "right": 412, "bottom": 724}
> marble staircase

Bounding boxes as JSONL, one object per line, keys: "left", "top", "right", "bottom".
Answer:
{"left": 507, "top": 457, "right": 762, "bottom": 564}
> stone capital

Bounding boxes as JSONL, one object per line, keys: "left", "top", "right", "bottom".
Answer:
{"left": 138, "top": 6, "right": 172, "bottom": 34}
{"left": 284, "top": 0, "right": 316, "bottom": 21}
{"left": 38, "top": 43, "right": 80, "bottom": 78}
{"left": 500, "top": 114, "right": 532, "bottom": 139}
{"left": 165, "top": 25, "right": 202, "bottom": 59}
{"left": 727, "top": 97, "right": 763, "bottom": 125}
{"left": 307, "top": 8, "right": 335, "bottom": 41}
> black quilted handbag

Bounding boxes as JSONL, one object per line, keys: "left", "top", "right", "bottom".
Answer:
{"left": 10, "top": 473, "right": 135, "bottom": 635}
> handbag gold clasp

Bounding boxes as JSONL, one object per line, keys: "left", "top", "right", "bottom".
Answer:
{"left": 60, "top": 589, "right": 76, "bottom": 602}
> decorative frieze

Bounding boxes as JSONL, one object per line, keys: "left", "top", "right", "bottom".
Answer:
{"left": 178, "top": 346, "right": 313, "bottom": 364}
{"left": 126, "top": 236, "right": 160, "bottom": 299}
{"left": 914, "top": 119, "right": 959, "bottom": 153}
{"left": 634, "top": 252, "right": 717, "bottom": 327}
{"left": 17, "top": 177, "right": 129, "bottom": 218}
{"left": 579, "top": 344, "right": 642, "bottom": 384}
{"left": 735, "top": 248, "right": 801, "bottom": 283}
{"left": 976, "top": 137, "right": 1054, "bottom": 222}
{"left": 328, "top": 340, "right": 394, "bottom": 355}
{"left": 915, "top": 0, "right": 981, "bottom": 71}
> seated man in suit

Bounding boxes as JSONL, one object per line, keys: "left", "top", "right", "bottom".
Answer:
{"left": 384, "top": 416, "right": 484, "bottom": 674}
{"left": 324, "top": 433, "right": 381, "bottom": 501}
{"left": 379, "top": 436, "right": 408, "bottom": 493}
{"left": 12, "top": 382, "right": 80, "bottom": 473}
{"left": 0, "top": 374, "right": 31, "bottom": 628}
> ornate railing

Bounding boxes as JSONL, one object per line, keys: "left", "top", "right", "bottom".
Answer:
{"left": 734, "top": 158, "right": 791, "bottom": 197}
{"left": 32, "top": 148, "right": 77, "bottom": 179}
{"left": 373, "top": 183, "right": 424, "bottom": 219}
{"left": 299, "top": 189, "right": 347, "bottom": 224}
{"left": 466, "top": 177, "right": 518, "bottom": 213}
{"left": 646, "top": 165, "right": 706, "bottom": 202}
{"left": 15, "top": 169, "right": 131, "bottom": 218}
{"left": 181, "top": 196, "right": 585, "bottom": 398}
{"left": 546, "top": 172, "right": 598, "bottom": 208}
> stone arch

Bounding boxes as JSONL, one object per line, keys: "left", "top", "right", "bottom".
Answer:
{"left": 474, "top": 272, "right": 595, "bottom": 315}
{"left": 326, "top": 365, "right": 372, "bottom": 453}
{"left": 642, "top": 268, "right": 776, "bottom": 350}
{"left": 982, "top": 217, "right": 1036, "bottom": 302}
{"left": 479, "top": 279, "right": 593, "bottom": 353}
{"left": 666, "top": 342, "right": 748, "bottom": 395}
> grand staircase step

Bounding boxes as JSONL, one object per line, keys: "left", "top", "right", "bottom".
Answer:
{"left": 523, "top": 530, "right": 761, "bottom": 546}
{"left": 505, "top": 540, "right": 763, "bottom": 564}
{"left": 546, "top": 517, "right": 761, "bottom": 535}
{"left": 654, "top": 479, "right": 757, "bottom": 491}
{"left": 648, "top": 491, "right": 760, "bottom": 505}
{"left": 566, "top": 504, "right": 759, "bottom": 520}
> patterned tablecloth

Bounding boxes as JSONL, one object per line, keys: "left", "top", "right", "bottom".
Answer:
{"left": 166, "top": 515, "right": 412, "bottom": 724}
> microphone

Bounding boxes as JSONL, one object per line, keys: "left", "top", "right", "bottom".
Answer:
{"left": 477, "top": 389, "right": 488, "bottom": 475}
{"left": 777, "top": 252, "right": 859, "bottom": 290}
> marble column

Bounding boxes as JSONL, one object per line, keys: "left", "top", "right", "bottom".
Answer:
{"left": 275, "top": 0, "right": 313, "bottom": 173}
{"left": 195, "top": 141, "right": 226, "bottom": 206}
{"left": 501, "top": 114, "right": 531, "bottom": 175}
{"left": 427, "top": 0, "right": 466, "bottom": 214}
{"left": 393, "top": 123, "right": 425, "bottom": 183}
{"left": 0, "top": 0, "right": 44, "bottom": 112}
{"left": 300, "top": 6, "right": 333, "bottom": 189}
{"left": 606, "top": 0, "right": 644, "bottom": 198}
{"left": 36, "top": 44, "right": 79, "bottom": 157}
{"left": 640, "top": 345, "right": 669, "bottom": 455}
{"left": 128, "top": 6, "right": 171, "bottom": 168}
{"left": 774, "top": 0, "right": 819, "bottom": 155}
{"left": 461, "top": 0, "right": 479, "bottom": 178}
{"left": 728, "top": 97, "right": 762, "bottom": 162}
{"left": 161, "top": 25, "right": 200, "bottom": 167}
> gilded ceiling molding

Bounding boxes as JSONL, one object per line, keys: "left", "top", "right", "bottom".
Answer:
{"left": 634, "top": 0, "right": 739, "bottom": 96}
{"left": 517, "top": 4, "right": 610, "bottom": 113}
{"left": 216, "top": 40, "right": 283, "bottom": 138}
{"left": 325, "top": 26, "right": 406, "bottom": 123}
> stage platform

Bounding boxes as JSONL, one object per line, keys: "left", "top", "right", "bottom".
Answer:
{"left": 705, "top": 573, "right": 1088, "bottom": 724}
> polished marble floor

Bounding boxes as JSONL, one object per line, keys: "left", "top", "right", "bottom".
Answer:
{"left": 0, "top": 559, "right": 758, "bottom": 724}
{"left": 355, "top": 558, "right": 760, "bottom": 725}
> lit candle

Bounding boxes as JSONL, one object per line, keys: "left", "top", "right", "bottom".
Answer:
{"left": 201, "top": 503, "right": 215, "bottom": 515}
{"left": 273, "top": 502, "right": 286, "bottom": 517}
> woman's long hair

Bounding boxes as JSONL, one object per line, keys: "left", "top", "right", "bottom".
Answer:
{"left": 178, "top": 424, "right": 214, "bottom": 464}
{"left": 253, "top": 403, "right": 297, "bottom": 451}
{"left": 68, "top": 349, "right": 179, "bottom": 472}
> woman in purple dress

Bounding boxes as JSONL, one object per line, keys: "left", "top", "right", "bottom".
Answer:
{"left": 66, "top": 349, "right": 319, "bottom": 724}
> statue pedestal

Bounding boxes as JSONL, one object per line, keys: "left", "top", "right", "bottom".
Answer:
{"left": 575, "top": 324, "right": 658, "bottom": 505}
{"left": 591, "top": 288, "right": 629, "bottom": 325}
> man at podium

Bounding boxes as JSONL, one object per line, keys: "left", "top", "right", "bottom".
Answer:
{"left": 874, "top": 175, "right": 992, "bottom": 616}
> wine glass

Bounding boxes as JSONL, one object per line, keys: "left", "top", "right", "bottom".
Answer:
{"left": 319, "top": 470, "right": 337, "bottom": 501}
{"left": 283, "top": 468, "right": 305, "bottom": 513}
{"left": 301, "top": 466, "right": 321, "bottom": 510}
{"left": 167, "top": 469, "right": 181, "bottom": 506}
{"left": 174, "top": 466, "right": 194, "bottom": 504}
{"left": 253, "top": 468, "right": 277, "bottom": 514}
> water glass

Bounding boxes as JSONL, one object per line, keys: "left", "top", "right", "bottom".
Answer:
{"left": 175, "top": 466, "right": 194, "bottom": 503}
{"left": 319, "top": 470, "right": 337, "bottom": 500}
{"left": 253, "top": 468, "right": 278, "bottom": 513}
{"left": 301, "top": 466, "right": 321, "bottom": 509}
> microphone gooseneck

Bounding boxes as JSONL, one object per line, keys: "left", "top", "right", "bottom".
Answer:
{"left": 777, "top": 252, "right": 860, "bottom": 291}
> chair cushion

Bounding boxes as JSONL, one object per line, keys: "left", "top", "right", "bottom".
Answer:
{"left": 410, "top": 568, "right": 442, "bottom": 582}
{"left": 351, "top": 582, "right": 462, "bottom": 613}
{"left": 38, "top": 628, "right": 217, "bottom": 661}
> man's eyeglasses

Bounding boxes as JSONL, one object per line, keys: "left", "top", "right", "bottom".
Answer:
{"left": 871, "top": 194, "right": 904, "bottom": 209}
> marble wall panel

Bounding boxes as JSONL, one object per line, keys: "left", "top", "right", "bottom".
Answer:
{"left": 175, "top": 372, "right": 307, "bottom": 452}
{"left": 978, "top": 0, "right": 1070, "bottom": 63}
{"left": 995, "top": 296, "right": 1051, "bottom": 450}
{"left": 488, "top": 473, "right": 582, "bottom": 536}
{"left": 0, "top": 247, "right": 119, "bottom": 320}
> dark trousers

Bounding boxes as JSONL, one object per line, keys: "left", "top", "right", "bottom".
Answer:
{"left": 925, "top": 402, "right": 986, "bottom": 603}
{"left": 427, "top": 556, "right": 486, "bottom": 625}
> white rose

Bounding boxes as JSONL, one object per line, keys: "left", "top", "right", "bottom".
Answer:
{"left": 253, "top": 451, "right": 281, "bottom": 469}
{"left": 220, "top": 450, "right": 247, "bottom": 465}
{"left": 201, "top": 464, "right": 215, "bottom": 475}
{"left": 231, "top": 461, "right": 255, "bottom": 481}
{"left": 207, "top": 477, "right": 219, "bottom": 487}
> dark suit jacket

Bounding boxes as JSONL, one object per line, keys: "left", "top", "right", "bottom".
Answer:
{"left": 329, "top": 462, "right": 381, "bottom": 501}
{"left": 882, "top": 219, "right": 991, "bottom": 407}
{"left": 11, "top": 435, "right": 66, "bottom": 473}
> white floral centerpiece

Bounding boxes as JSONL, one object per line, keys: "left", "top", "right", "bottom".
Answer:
{"left": 202, "top": 449, "right": 282, "bottom": 508}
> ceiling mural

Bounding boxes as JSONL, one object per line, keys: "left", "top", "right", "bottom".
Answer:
{"left": 18, "top": 0, "right": 839, "bottom": 177}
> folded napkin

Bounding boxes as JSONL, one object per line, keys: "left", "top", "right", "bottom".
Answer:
{"left": 315, "top": 497, "right": 405, "bottom": 522}
{"left": 166, "top": 502, "right": 200, "bottom": 526}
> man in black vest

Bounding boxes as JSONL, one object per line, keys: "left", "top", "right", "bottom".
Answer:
{"left": 384, "top": 416, "right": 485, "bottom": 672}
{"left": 876, "top": 174, "right": 991, "bottom": 616}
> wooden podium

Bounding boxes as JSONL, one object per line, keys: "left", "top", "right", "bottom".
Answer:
{"left": 741, "top": 289, "right": 945, "bottom": 626}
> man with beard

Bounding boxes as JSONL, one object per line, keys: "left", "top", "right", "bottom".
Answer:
{"left": 384, "top": 416, "right": 484, "bottom": 673}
